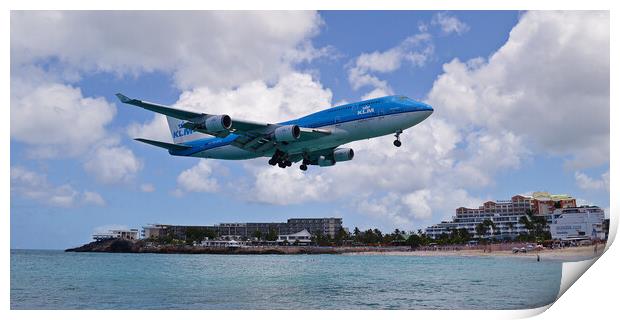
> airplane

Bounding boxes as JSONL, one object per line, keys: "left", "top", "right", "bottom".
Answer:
{"left": 116, "top": 93, "right": 433, "bottom": 171}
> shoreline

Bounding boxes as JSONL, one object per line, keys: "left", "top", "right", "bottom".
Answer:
{"left": 344, "top": 245, "right": 604, "bottom": 261}
{"left": 64, "top": 239, "right": 605, "bottom": 261}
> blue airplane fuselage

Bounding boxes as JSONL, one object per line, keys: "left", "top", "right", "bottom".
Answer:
{"left": 170, "top": 95, "right": 433, "bottom": 159}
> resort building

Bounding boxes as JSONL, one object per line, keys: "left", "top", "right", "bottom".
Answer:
{"left": 92, "top": 228, "right": 139, "bottom": 241}
{"left": 549, "top": 206, "right": 606, "bottom": 240}
{"left": 531, "top": 192, "right": 577, "bottom": 215}
{"left": 142, "top": 217, "right": 343, "bottom": 240}
{"left": 141, "top": 224, "right": 168, "bottom": 239}
{"left": 277, "top": 229, "right": 312, "bottom": 245}
{"left": 425, "top": 193, "right": 579, "bottom": 240}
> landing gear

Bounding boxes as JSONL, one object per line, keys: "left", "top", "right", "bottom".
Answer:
{"left": 393, "top": 130, "right": 403, "bottom": 147}
{"left": 268, "top": 149, "right": 285, "bottom": 166}
{"left": 300, "top": 164, "right": 308, "bottom": 171}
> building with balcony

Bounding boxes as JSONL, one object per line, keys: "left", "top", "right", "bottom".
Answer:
{"left": 425, "top": 192, "right": 578, "bottom": 240}
{"left": 550, "top": 206, "right": 605, "bottom": 240}
{"left": 92, "top": 228, "right": 139, "bottom": 241}
{"left": 141, "top": 217, "right": 343, "bottom": 240}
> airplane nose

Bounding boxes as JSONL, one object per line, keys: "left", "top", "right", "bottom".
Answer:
{"left": 420, "top": 103, "right": 433, "bottom": 120}
{"left": 424, "top": 103, "right": 434, "bottom": 113}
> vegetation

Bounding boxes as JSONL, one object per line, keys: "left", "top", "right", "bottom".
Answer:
{"left": 140, "top": 209, "right": 558, "bottom": 248}
{"left": 184, "top": 228, "right": 218, "bottom": 244}
{"left": 252, "top": 230, "right": 263, "bottom": 240}
{"left": 515, "top": 213, "right": 551, "bottom": 242}
{"left": 265, "top": 228, "right": 278, "bottom": 241}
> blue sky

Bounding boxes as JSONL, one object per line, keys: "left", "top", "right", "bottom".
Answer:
{"left": 10, "top": 11, "right": 609, "bottom": 249}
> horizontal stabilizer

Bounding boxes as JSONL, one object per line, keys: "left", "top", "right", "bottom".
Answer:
{"left": 116, "top": 93, "right": 204, "bottom": 121}
{"left": 134, "top": 138, "right": 192, "bottom": 151}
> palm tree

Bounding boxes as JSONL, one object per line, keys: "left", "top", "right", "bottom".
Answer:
{"left": 506, "top": 222, "right": 515, "bottom": 239}
{"left": 475, "top": 222, "right": 487, "bottom": 239}
{"left": 483, "top": 219, "right": 496, "bottom": 238}
{"left": 519, "top": 215, "right": 533, "bottom": 231}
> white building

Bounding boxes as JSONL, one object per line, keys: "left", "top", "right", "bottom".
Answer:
{"left": 199, "top": 239, "right": 248, "bottom": 247}
{"left": 550, "top": 206, "right": 605, "bottom": 240}
{"left": 426, "top": 195, "right": 534, "bottom": 240}
{"left": 277, "top": 229, "right": 312, "bottom": 245}
{"left": 92, "top": 229, "right": 139, "bottom": 241}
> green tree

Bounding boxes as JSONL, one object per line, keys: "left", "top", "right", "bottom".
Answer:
{"left": 335, "top": 227, "right": 349, "bottom": 244}
{"left": 475, "top": 222, "right": 487, "bottom": 239}
{"left": 252, "top": 230, "right": 263, "bottom": 240}
{"left": 266, "top": 228, "right": 278, "bottom": 241}
{"left": 457, "top": 228, "right": 471, "bottom": 243}
{"left": 391, "top": 229, "right": 404, "bottom": 241}
{"left": 519, "top": 215, "right": 532, "bottom": 230}
{"left": 506, "top": 222, "right": 515, "bottom": 237}
{"left": 405, "top": 234, "right": 423, "bottom": 248}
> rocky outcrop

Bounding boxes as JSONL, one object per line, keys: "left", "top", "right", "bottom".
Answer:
{"left": 66, "top": 239, "right": 412, "bottom": 254}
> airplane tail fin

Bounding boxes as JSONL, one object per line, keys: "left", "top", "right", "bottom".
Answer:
{"left": 165, "top": 116, "right": 209, "bottom": 144}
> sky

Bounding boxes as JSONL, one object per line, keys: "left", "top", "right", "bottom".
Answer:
{"left": 10, "top": 11, "right": 610, "bottom": 249}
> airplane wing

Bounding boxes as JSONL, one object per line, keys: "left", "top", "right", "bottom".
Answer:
{"left": 116, "top": 93, "right": 203, "bottom": 122}
{"left": 116, "top": 93, "right": 331, "bottom": 153}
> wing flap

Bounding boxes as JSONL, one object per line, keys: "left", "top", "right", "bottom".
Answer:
{"left": 232, "top": 120, "right": 275, "bottom": 133}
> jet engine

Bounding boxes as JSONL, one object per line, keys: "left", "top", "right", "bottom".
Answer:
{"left": 274, "top": 125, "right": 301, "bottom": 142}
{"left": 333, "top": 148, "right": 354, "bottom": 162}
{"left": 204, "top": 115, "right": 232, "bottom": 132}
{"left": 318, "top": 148, "right": 355, "bottom": 167}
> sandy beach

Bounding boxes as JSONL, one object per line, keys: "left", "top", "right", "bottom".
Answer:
{"left": 343, "top": 244, "right": 606, "bottom": 261}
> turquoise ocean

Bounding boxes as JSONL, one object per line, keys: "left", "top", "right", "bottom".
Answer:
{"left": 11, "top": 249, "right": 562, "bottom": 309}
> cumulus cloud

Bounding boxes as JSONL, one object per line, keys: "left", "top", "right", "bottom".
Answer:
{"left": 12, "top": 11, "right": 330, "bottom": 199}
{"left": 175, "top": 160, "right": 219, "bottom": 194}
{"left": 84, "top": 145, "right": 143, "bottom": 184}
{"left": 427, "top": 11, "right": 609, "bottom": 170}
{"left": 82, "top": 191, "right": 106, "bottom": 206}
{"left": 11, "top": 11, "right": 324, "bottom": 90}
{"left": 231, "top": 11, "right": 608, "bottom": 230}
{"left": 248, "top": 166, "right": 331, "bottom": 205}
{"left": 348, "top": 33, "right": 433, "bottom": 97}
{"left": 130, "top": 72, "right": 333, "bottom": 141}
{"left": 11, "top": 166, "right": 105, "bottom": 207}
{"left": 431, "top": 12, "right": 470, "bottom": 35}
{"left": 575, "top": 171, "right": 609, "bottom": 191}
{"left": 357, "top": 188, "right": 483, "bottom": 229}
{"left": 10, "top": 81, "right": 116, "bottom": 158}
